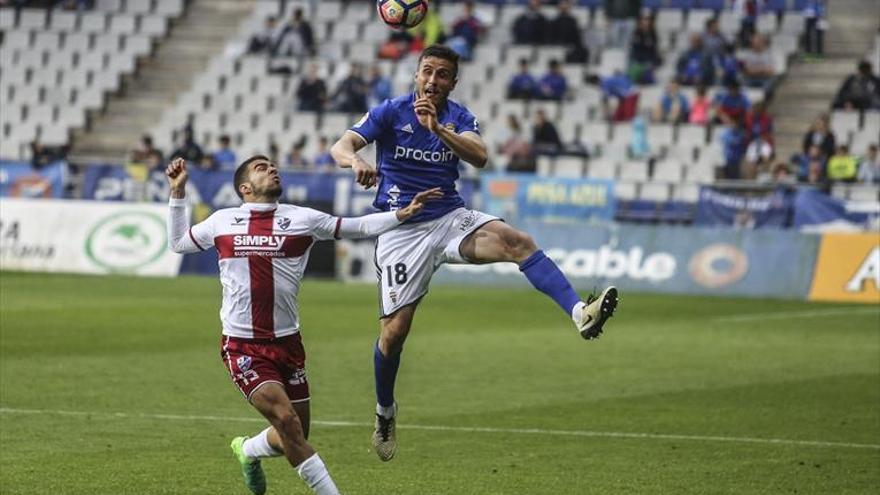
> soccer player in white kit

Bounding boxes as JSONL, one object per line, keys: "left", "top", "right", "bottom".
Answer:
{"left": 165, "top": 156, "right": 441, "bottom": 495}
{"left": 331, "top": 45, "right": 620, "bottom": 462}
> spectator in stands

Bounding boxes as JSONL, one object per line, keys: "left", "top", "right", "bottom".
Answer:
{"left": 604, "top": 0, "right": 641, "bottom": 49}
{"left": 410, "top": 7, "right": 446, "bottom": 49}
{"left": 802, "top": 0, "right": 826, "bottom": 57}
{"left": 130, "top": 135, "right": 164, "bottom": 168}
{"left": 368, "top": 64, "right": 393, "bottom": 107}
{"left": 733, "top": 0, "right": 760, "bottom": 48}
{"left": 802, "top": 114, "right": 836, "bottom": 157}
{"left": 248, "top": 16, "right": 281, "bottom": 55}
{"left": 857, "top": 144, "right": 879, "bottom": 184}
{"left": 744, "top": 100, "right": 773, "bottom": 145}
{"left": 833, "top": 61, "right": 880, "bottom": 111}
{"left": 537, "top": 59, "right": 568, "bottom": 100}
{"left": 771, "top": 162, "right": 796, "bottom": 184}
{"left": 796, "top": 144, "right": 826, "bottom": 182}
{"left": 720, "top": 120, "right": 747, "bottom": 179}
{"left": 826, "top": 145, "right": 859, "bottom": 182}
{"left": 285, "top": 141, "right": 309, "bottom": 169}
{"left": 689, "top": 85, "right": 712, "bottom": 125}
{"left": 332, "top": 63, "right": 369, "bottom": 114}
{"left": 652, "top": 81, "right": 690, "bottom": 124}
{"left": 378, "top": 30, "right": 415, "bottom": 61}
{"left": 276, "top": 8, "right": 315, "bottom": 58}
{"left": 448, "top": 1, "right": 485, "bottom": 61}
{"left": 507, "top": 58, "right": 539, "bottom": 100}
{"left": 701, "top": 17, "right": 729, "bottom": 59}
{"left": 805, "top": 156, "right": 826, "bottom": 185}
{"left": 716, "top": 45, "right": 741, "bottom": 87}
{"left": 550, "top": 0, "right": 589, "bottom": 63}
{"left": 532, "top": 109, "right": 562, "bottom": 155}
{"left": 744, "top": 136, "right": 773, "bottom": 181}
{"left": 212, "top": 135, "right": 237, "bottom": 170}
{"left": 676, "top": 33, "right": 715, "bottom": 87}
{"left": 57, "top": 0, "right": 91, "bottom": 11}
{"left": 627, "top": 14, "right": 661, "bottom": 84}
{"left": 171, "top": 127, "right": 204, "bottom": 166}
{"left": 30, "top": 139, "right": 54, "bottom": 170}
{"left": 512, "top": 0, "right": 548, "bottom": 45}
{"left": 498, "top": 114, "right": 535, "bottom": 172}
{"left": 312, "top": 136, "right": 336, "bottom": 170}
{"left": 296, "top": 63, "right": 328, "bottom": 112}
{"left": 591, "top": 71, "right": 639, "bottom": 122}
{"left": 629, "top": 115, "right": 650, "bottom": 159}
{"left": 739, "top": 34, "right": 776, "bottom": 89}
{"left": 713, "top": 80, "right": 750, "bottom": 124}
{"left": 549, "top": 0, "right": 580, "bottom": 46}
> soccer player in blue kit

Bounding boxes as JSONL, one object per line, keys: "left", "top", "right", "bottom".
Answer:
{"left": 330, "top": 45, "right": 619, "bottom": 461}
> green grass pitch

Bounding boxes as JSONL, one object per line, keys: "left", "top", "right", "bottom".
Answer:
{"left": 1, "top": 271, "right": 878, "bottom": 494}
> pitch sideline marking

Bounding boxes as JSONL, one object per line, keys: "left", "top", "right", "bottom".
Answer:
{"left": 714, "top": 308, "right": 880, "bottom": 323}
{"left": 1, "top": 406, "right": 877, "bottom": 451}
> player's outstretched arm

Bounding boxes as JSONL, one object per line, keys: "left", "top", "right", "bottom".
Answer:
{"left": 330, "top": 131, "right": 377, "bottom": 188}
{"left": 333, "top": 188, "right": 443, "bottom": 239}
{"left": 166, "top": 158, "right": 213, "bottom": 254}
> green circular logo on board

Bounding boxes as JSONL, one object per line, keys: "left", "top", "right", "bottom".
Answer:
{"left": 85, "top": 211, "right": 167, "bottom": 272}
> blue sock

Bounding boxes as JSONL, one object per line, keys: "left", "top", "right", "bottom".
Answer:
{"left": 519, "top": 250, "right": 581, "bottom": 316}
{"left": 374, "top": 341, "right": 400, "bottom": 408}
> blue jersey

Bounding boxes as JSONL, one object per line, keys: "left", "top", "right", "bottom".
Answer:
{"left": 348, "top": 93, "right": 480, "bottom": 223}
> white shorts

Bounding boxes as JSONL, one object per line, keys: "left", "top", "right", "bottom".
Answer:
{"left": 375, "top": 207, "right": 499, "bottom": 317}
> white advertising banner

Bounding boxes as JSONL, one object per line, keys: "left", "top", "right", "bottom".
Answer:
{"left": 0, "top": 198, "right": 182, "bottom": 277}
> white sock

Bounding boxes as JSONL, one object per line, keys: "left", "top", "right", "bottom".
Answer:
{"left": 242, "top": 427, "right": 283, "bottom": 459}
{"left": 571, "top": 301, "right": 586, "bottom": 324}
{"left": 296, "top": 453, "right": 340, "bottom": 495}
{"left": 376, "top": 402, "right": 397, "bottom": 419}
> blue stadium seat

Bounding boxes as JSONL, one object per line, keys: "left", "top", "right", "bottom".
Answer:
{"left": 642, "top": 0, "right": 664, "bottom": 9}
{"left": 576, "top": 0, "right": 604, "bottom": 7}
{"left": 697, "top": 0, "right": 726, "bottom": 10}
{"left": 766, "top": 0, "right": 789, "bottom": 12}
{"left": 669, "top": 0, "right": 697, "bottom": 9}
{"left": 792, "top": 0, "right": 810, "bottom": 11}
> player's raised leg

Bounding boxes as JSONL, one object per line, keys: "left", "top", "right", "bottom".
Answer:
{"left": 246, "top": 383, "right": 340, "bottom": 495}
{"left": 459, "top": 221, "right": 618, "bottom": 339}
{"left": 372, "top": 303, "right": 418, "bottom": 461}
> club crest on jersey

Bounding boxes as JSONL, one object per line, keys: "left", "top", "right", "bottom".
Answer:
{"left": 277, "top": 217, "right": 291, "bottom": 230}
{"left": 236, "top": 356, "right": 252, "bottom": 372}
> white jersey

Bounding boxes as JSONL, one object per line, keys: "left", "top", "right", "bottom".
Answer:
{"left": 168, "top": 199, "right": 402, "bottom": 339}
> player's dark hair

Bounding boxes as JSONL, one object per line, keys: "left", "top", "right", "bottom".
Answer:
{"left": 234, "top": 155, "right": 269, "bottom": 199}
{"left": 418, "top": 45, "right": 459, "bottom": 79}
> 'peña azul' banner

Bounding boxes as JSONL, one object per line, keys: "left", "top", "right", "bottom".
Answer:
{"left": 481, "top": 173, "right": 616, "bottom": 221}
{"left": 0, "top": 198, "right": 182, "bottom": 276}
{"left": 434, "top": 221, "right": 819, "bottom": 299}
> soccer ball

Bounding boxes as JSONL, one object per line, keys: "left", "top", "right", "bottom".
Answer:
{"left": 377, "top": 0, "right": 428, "bottom": 29}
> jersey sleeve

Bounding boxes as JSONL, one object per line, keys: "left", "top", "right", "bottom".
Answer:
{"left": 457, "top": 107, "right": 481, "bottom": 135}
{"left": 305, "top": 207, "right": 343, "bottom": 241}
{"left": 168, "top": 198, "right": 216, "bottom": 253}
{"left": 348, "top": 99, "right": 391, "bottom": 144}
{"left": 305, "top": 207, "right": 402, "bottom": 240}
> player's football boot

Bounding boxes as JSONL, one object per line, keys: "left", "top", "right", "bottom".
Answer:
{"left": 372, "top": 412, "right": 398, "bottom": 462}
{"left": 230, "top": 436, "right": 267, "bottom": 495}
{"left": 577, "top": 286, "right": 619, "bottom": 340}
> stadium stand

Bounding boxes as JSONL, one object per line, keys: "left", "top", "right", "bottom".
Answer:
{"left": 1, "top": 0, "right": 878, "bottom": 214}
{"left": 0, "top": 0, "right": 186, "bottom": 160}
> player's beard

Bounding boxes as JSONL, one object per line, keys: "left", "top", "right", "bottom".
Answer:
{"left": 254, "top": 181, "right": 282, "bottom": 202}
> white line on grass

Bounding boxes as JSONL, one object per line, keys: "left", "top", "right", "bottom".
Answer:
{"left": 1, "top": 406, "right": 877, "bottom": 451}
{"left": 714, "top": 308, "right": 880, "bottom": 323}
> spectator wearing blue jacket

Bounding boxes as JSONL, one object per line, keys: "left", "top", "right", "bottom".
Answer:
{"left": 537, "top": 59, "right": 568, "bottom": 100}
{"left": 652, "top": 82, "right": 690, "bottom": 124}
{"left": 676, "top": 33, "right": 715, "bottom": 87}
{"left": 803, "top": 0, "right": 826, "bottom": 56}
{"left": 507, "top": 58, "right": 539, "bottom": 99}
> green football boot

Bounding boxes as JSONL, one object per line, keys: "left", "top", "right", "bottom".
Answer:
{"left": 230, "top": 436, "right": 267, "bottom": 495}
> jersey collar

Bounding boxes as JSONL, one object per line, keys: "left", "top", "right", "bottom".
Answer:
{"left": 241, "top": 202, "right": 278, "bottom": 211}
